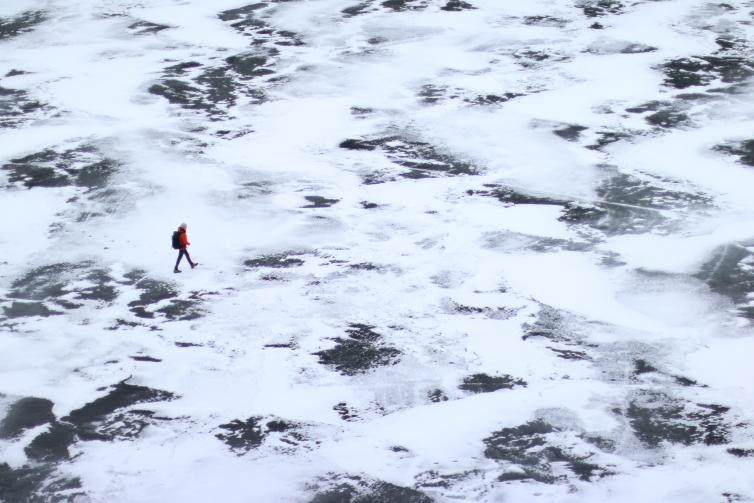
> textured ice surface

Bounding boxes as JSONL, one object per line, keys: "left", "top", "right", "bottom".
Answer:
{"left": 2, "top": 0, "right": 754, "bottom": 502}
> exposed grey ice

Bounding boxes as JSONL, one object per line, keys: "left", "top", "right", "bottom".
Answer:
{"left": 1, "top": 0, "right": 754, "bottom": 501}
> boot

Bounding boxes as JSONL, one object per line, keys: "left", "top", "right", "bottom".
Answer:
{"left": 174, "top": 268, "right": 181, "bottom": 273}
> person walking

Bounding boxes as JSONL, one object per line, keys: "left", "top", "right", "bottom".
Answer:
{"left": 173, "top": 223, "right": 197, "bottom": 273}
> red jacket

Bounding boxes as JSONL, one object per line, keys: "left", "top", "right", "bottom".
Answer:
{"left": 178, "top": 228, "right": 190, "bottom": 248}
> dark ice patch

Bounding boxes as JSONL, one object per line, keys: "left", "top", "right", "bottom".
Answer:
{"left": 130, "top": 355, "right": 162, "bottom": 362}
{"left": 416, "top": 85, "right": 521, "bottom": 107}
{"left": 303, "top": 196, "right": 340, "bottom": 208}
{"left": 624, "top": 356, "right": 702, "bottom": 386}
{"left": 342, "top": 3, "right": 374, "bottom": 17}
{"left": 619, "top": 44, "right": 656, "bottom": 54}
{"left": 216, "top": 415, "right": 309, "bottom": 454}
{"left": 727, "top": 448, "right": 754, "bottom": 457}
{"left": 484, "top": 419, "right": 611, "bottom": 483}
{"left": 2, "top": 145, "right": 120, "bottom": 190}
{"left": 348, "top": 262, "right": 383, "bottom": 272}
{"left": 315, "top": 324, "right": 401, "bottom": 376}
{"left": 428, "top": 389, "right": 448, "bottom": 403}
{"left": 339, "top": 135, "right": 478, "bottom": 181}
{"left": 468, "top": 93, "right": 522, "bottom": 106}
{"left": 553, "top": 124, "right": 588, "bottom": 142}
{"left": 448, "top": 302, "right": 483, "bottom": 314}
{"left": 596, "top": 171, "right": 708, "bottom": 210}
{"left": 339, "top": 139, "right": 378, "bottom": 151}
{"left": 125, "top": 276, "right": 209, "bottom": 322}
{"left": 585, "top": 130, "right": 635, "bottom": 151}
{"left": 218, "top": 3, "right": 267, "bottom": 20}
{"left": 3, "top": 301, "right": 61, "bottom": 318}
{"left": 581, "top": 433, "right": 616, "bottom": 453}
{"left": 723, "top": 492, "right": 747, "bottom": 502}
{"left": 350, "top": 106, "right": 373, "bottom": 118}
{"left": 549, "top": 348, "right": 590, "bottom": 360}
{"left": 334, "top": 402, "right": 360, "bottom": 422}
{"left": 150, "top": 51, "right": 275, "bottom": 119}
{"left": 308, "top": 475, "right": 433, "bottom": 503}
{"left": 13, "top": 381, "right": 175, "bottom": 472}
{"left": 75, "top": 159, "right": 120, "bottom": 189}
{"left": 0, "top": 463, "right": 83, "bottom": 503}
{"left": 260, "top": 273, "right": 286, "bottom": 281}
{"left": 512, "top": 48, "right": 570, "bottom": 68}
{"left": 625, "top": 100, "right": 692, "bottom": 129}
{"left": 559, "top": 171, "right": 712, "bottom": 235}
{"left": 523, "top": 306, "right": 578, "bottom": 342}
{"left": 381, "top": 0, "right": 432, "bottom": 12}
{"left": 585, "top": 42, "right": 656, "bottom": 55}
{"left": 695, "top": 242, "right": 754, "bottom": 319}
{"left": 415, "top": 469, "right": 482, "bottom": 490}
{"left": 514, "top": 50, "right": 557, "bottom": 62}
{"left": 62, "top": 380, "right": 175, "bottom": 441}
{"left": 5, "top": 262, "right": 120, "bottom": 318}
{"left": 8, "top": 262, "right": 74, "bottom": 300}
{"left": 88, "top": 410, "right": 162, "bottom": 442}
{"left": 127, "top": 20, "right": 170, "bottom": 34}
{"left": 713, "top": 140, "right": 754, "bottom": 167}
{"left": 418, "top": 84, "right": 453, "bottom": 105}
{"left": 633, "top": 359, "right": 658, "bottom": 375}
{"left": 156, "top": 296, "right": 208, "bottom": 322}
{"left": 0, "top": 10, "right": 46, "bottom": 40}
{"left": 215, "top": 417, "right": 266, "bottom": 452}
{"left": 447, "top": 301, "right": 518, "bottom": 319}
{"left": 63, "top": 381, "right": 174, "bottom": 426}
{"left": 625, "top": 101, "right": 666, "bottom": 114}
{"left": 645, "top": 107, "right": 690, "bottom": 129}
{"left": 148, "top": 79, "right": 202, "bottom": 108}
{"left": 578, "top": 0, "right": 624, "bottom": 17}
{"left": 219, "top": 3, "right": 304, "bottom": 46}
{"left": 164, "top": 61, "right": 203, "bottom": 75}
{"left": 522, "top": 306, "right": 598, "bottom": 363}
{"left": 2, "top": 149, "right": 68, "bottom": 188}
{"left": 0, "top": 397, "right": 55, "bottom": 438}
{"left": 106, "top": 318, "right": 142, "bottom": 330}
{"left": 523, "top": 16, "right": 569, "bottom": 27}
{"left": 225, "top": 53, "right": 276, "bottom": 78}
{"left": 459, "top": 373, "right": 526, "bottom": 393}
{"left": 0, "top": 85, "right": 48, "bottom": 129}
{"left": 716, "top": 36, "right": 747, "bottom": 52}
{"left": 245, "top": 252, "right": 306, "bottom": 268}
{"left": 441, "top": 0, "right": 475, "bottom": 11}
{"left": 24, "top": 422, "right": 76, "bottom": 462}
{"left": 75, "top": 269, "right": 118, "bottom": 302}
{"left": 470, "top": 184, "right": 568, "bottom": 206}
{"left": 674, "top": 375, "right": 701, "bottom": 387}
{"left": 127, "top": 277, "right": 177, "bottom": 318}
{"left": 661, "top": 55, "right": 754, "bottom": 90}
{"left": 625, "top": 391, "right": 731, "bottom": 447}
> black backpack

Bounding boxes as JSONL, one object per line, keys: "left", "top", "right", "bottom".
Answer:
{"left": 171, "top": 231, "right": 180, "bottom": 249}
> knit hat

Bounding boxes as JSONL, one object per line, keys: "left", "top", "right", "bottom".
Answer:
{"left": 179, "top": 222, "right": 187, "bottom": 229}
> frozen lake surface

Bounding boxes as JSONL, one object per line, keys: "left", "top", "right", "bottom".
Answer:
{"left": 1, "top": 0, "right": 754, "bottom": 501}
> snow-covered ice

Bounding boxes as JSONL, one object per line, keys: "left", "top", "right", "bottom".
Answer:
{"left": 2, "top": 0, "right": 754, "bottom": 501}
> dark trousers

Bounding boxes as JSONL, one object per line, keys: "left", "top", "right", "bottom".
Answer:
{"left": 175, "top": 248, "right": 194, "bottom": 269}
